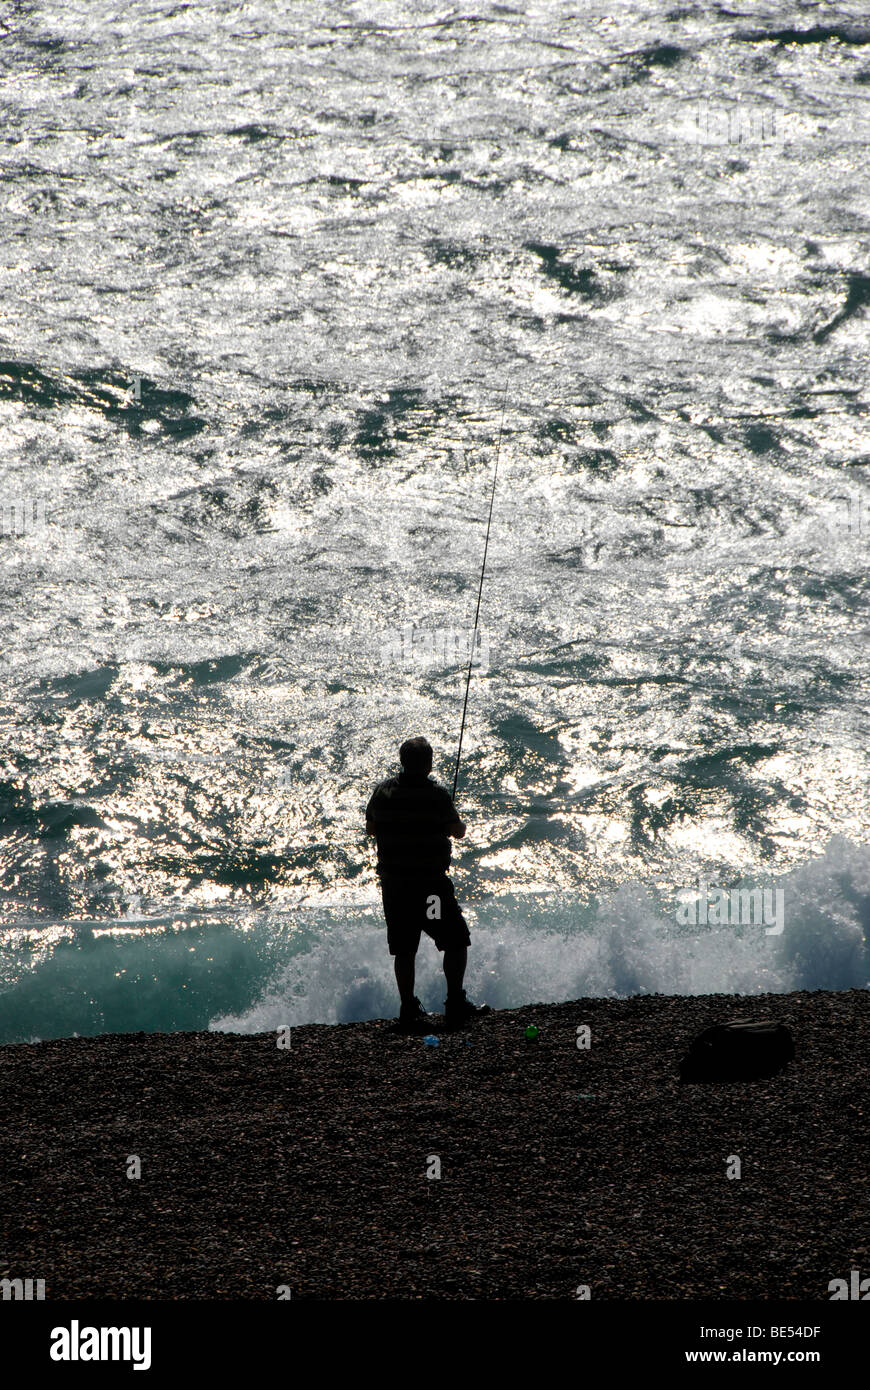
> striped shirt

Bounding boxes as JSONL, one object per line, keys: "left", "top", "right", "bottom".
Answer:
{"left": 366, "top": 772, "right": 459, "bottom": 880}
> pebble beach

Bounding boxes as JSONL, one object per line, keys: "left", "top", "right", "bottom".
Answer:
{"left": 1, "top": 988, "right": 867, "bottom": 1301}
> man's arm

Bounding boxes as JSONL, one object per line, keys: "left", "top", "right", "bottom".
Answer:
{"left": 365, "top": 786, "right": 379, "bottom": 837}
{"left": 443, "top": 788, "right": 465, "bottom": 838}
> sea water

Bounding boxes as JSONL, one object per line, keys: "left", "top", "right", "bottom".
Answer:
{"left": 1, "top": 0, "right": 868, "bottom": 1043}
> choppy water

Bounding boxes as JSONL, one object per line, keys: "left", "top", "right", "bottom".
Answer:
{"left": 1, "top": 0, "right": 869, "bottom": 1043}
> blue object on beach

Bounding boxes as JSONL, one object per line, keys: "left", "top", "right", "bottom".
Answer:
{"left": 422, "top": 1034, "right": 440, "bottom": 1047}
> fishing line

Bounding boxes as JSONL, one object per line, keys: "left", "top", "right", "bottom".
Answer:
{"left": 452, "top": 380, "right": 509, "bottom": 802}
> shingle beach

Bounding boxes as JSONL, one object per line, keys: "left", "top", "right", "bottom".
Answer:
{"left": 1, "top": 989, "right": 866, "bottom": 1300}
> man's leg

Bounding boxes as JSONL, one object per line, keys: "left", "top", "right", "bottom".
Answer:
{"left": 393, "top": 949, "right": 416, "bottom": 1008}
{"left": 442, "top": 944, "right": 467, "bottom": 1000}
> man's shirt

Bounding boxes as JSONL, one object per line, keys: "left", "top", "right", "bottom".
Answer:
{"left": 366, "top": 771, "right": 459, "bottom": 881}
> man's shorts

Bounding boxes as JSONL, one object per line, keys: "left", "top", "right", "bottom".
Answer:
{"left": 380, "top": 874, "right": 471, "bottom": 956}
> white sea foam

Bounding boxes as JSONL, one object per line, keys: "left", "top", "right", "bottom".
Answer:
{"left": 209, "top": 836, "right": 870, "bottom": 1032}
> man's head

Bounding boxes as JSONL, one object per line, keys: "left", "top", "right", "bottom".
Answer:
{"left": 399, "top": 736, "right": 433, "bottom": 775}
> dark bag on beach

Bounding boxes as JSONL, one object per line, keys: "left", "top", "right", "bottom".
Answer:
{"left": 679, "top": 1018, "right": 794, "bottom": 1082}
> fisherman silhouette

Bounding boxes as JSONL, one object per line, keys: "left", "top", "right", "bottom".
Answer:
{"left": 366, "top": 736, "right": 490, "bottom": 1032}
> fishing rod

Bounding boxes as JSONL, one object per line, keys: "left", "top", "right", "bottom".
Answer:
{"left": 452, "top": 381, "right": 509, "bottom": 802}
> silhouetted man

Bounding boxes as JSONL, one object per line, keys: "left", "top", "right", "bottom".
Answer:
{"left": 366, "top": 736, "right": 489, "bottom": 1032}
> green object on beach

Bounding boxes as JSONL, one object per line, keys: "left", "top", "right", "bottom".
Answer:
{"left": 524, "top": 1025, "right": 539, "bottom": 1040}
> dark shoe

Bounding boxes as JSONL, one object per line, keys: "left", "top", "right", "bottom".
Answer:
{"left": 443, "top": 989, "right": 491, "bottom": 1029}
{"left": 398, "top": 997, "right": 431, "bottom": 1034}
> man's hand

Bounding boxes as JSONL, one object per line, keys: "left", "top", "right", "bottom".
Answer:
{"left": 448, "top": 820, "right": 466, "bottom": 839}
